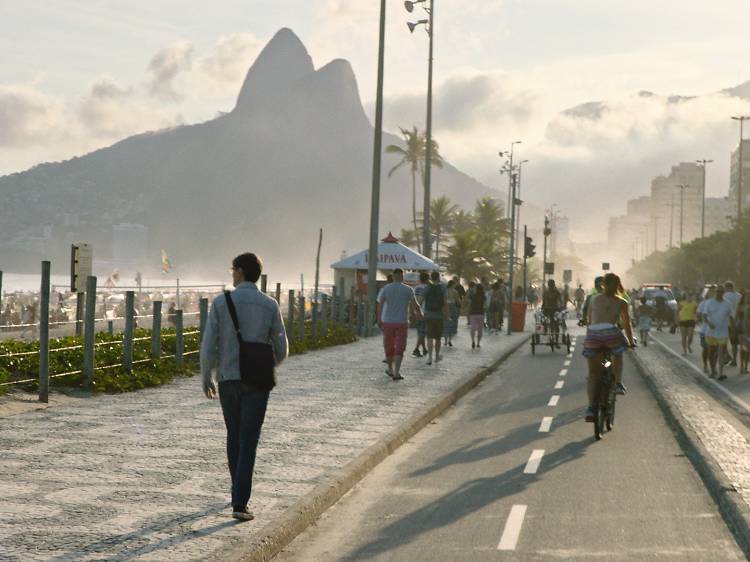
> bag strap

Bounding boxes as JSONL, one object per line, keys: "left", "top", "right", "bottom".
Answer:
{"left": 224, "top": 290, "right": 243, "bottom": 344}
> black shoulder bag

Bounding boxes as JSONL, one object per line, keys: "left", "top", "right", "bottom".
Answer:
{"left": 224, "top": 291, "right": 276, "bottom": 391}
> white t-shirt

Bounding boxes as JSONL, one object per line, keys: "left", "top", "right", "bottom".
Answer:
{"left": 696, "top": 299, "right": 709, "bottom": 334}
{"left": 724, "top": 291, "right": 742, "bottom": 316}
{"left": 704, "top": 298, "right": 734, "bottom": 339}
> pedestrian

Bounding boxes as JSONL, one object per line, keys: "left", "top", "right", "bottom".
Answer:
{"left": 411, "top": 272, "right": 430, "bottom": 358}
{"left": 167, "top": 302, "right": 177, "bottom": 328}
{"left": 422, "top": 270, "right": 447, "bottom": 365}
{"left": 491, "top": 281, "right": 506, "bottom": 332}
{"left": 469, "top": 282, "right": 486, "bottom": 349}
{"left": 443, "top": 280, "right": 459, "bottom": 347}
{"left": 696, "top": 288, "right": 713, "bottom": 373}
{"left": 377, "top": 268, "right": 423, "bottom": 380}
{"left": 636, "top": 297, "right": 653, "bottom": 346}
{"left": 738, "top": 291, "right": 750, "bottom": 374}
{"left": 200, "top": 252, "right": 288, "bottom": 522}
{"left": 724, "top": 281, "right": 742, "bottom": 367}
{"left": 678, "top": 292, "right": 697, "bottom": 354}
{"left": 704, "top": 285, "right": 734, "bottom": 380}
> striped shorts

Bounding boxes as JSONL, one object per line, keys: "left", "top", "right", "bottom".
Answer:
{"left": 582, "top": 326, "right": 628, "bottom": 358}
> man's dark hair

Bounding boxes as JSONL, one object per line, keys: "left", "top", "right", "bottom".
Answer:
{"left": 603, "top": 273, "right": 619, "bottom": 296}
{"left": 594, "top": 276, "right": 604, "bottom": 289}
{"left": 232, "top": 253, "right": 263, "bottom": 282}
{"left": 430, "top": 270, "right": 440, "bottom": 282}
{"left": 393, "top": 268, "right": 404, "bottom": 276}
{"left": 419, "top": 271, "right": 430, "bottom": 283}
{"left": 386, "top": 274, "right": 394, "bottom": 283}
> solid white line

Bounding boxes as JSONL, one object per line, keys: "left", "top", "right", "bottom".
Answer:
{"left": 559, "top": 368, "right": 568, "bottom": 377}
{"left": 548, "top": 395, "right": 560, "bottom": 406}
{"left": 563, "top": 359, "right": 571, "bottom": 366}
{"left": 498, "top": 504, "right": 527, "bottom": 551}
{"left": 524, "top": 449, "right": 545, "bottom": 474}
{"left": 539, "top": 416, "right": 553, "bottom": 432}
{"left": 555, "top": 380, "right": 564, "bottom": 389}
{"left": 651, "top": 336, "right": 750, "bottom": 414}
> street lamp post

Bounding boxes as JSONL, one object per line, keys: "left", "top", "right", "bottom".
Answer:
{"left": 507, "top": 172, "right": 519, "bottom": 336}
{"left": 696, "top": 159, "right": 713, "bottom": 238}
{"left": 406, "top": 0, "right": 435, "bottom": 259}
{"left": 366, "top": 0, "right": 387, "bottom": 336}
{"left": 500, "top": 142, "right": 522, "bottom": 218}
{"left": 515, "top": 160, "right": 529, "bottom": 258}
{"left": 731, "top": 115, "right": 749, "bottom": 222}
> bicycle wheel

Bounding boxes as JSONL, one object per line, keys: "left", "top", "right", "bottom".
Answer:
{"left": 594, "top": 403, "right": 603, "bottom": 440}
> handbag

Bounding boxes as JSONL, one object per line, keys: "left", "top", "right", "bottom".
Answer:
{"left": 224, "top": 290, "right": 276, "bottom": 391}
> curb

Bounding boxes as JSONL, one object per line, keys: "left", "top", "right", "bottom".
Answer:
{"left": 218, "top": 334, "right": 531, "bottom": 562}
{"left": 631, "top": 349, "right": 750, "bottom": 558}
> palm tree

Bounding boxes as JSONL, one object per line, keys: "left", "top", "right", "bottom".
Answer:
{"left": 429, "top": 196, "right": 459, "bottom": 263}
{"left": 385, "top": 127, "right": 445, "bottom": 253}
{"left": 443, "top": 230, "right": 481, "bottom": 282}
{"left": 399, "top": 227, "right": 420, "bottom": 249}
{"left": 451, "top": 209, "right": 474, "bottom": 235}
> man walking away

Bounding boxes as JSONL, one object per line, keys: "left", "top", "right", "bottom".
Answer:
{"left": 377, "top": 268, "right": 422, "bottom": 380}
{"left": 201, "top": 253, "right": 288, "bottom": 521}
{"left": 724, "top": 281, "right": 742, "bottom": 367}
{"left": 423, "top": 271, "right": 447, "bottom": 365}
{"left": 704, "top": 285, "right": 734, "bottom": 380}
{"left": 412, "top": 272, "right": 430, "bottom": 358}
{"left": 469, "top": 283, "right": 486, "bottom": 349}
{"left": 696, "top": 289, "right": 714, "bottom": 373}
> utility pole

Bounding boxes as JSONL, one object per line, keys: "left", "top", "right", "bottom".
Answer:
{"left": 542, "top": 215, "right": 550, "bottom": 286}
{"left": 507, "top": 173, "right": 518, "bottom": 336}
{"left": 523, "top": 224, "right": 528, "bottom": 301}
{"left": 697, "top": 159, "right": 713, "bottom": 238}
{"left": 367, "top": 0, "right": 387, "bottom": 334}
{"left": 731, "top": 115, "right": 748, "bottom": 222}
{"left": 422, "top": 0, "right": 435, "bottom": 258}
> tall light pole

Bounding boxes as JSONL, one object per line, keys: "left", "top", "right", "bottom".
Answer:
{"left": 507, "top": 172, "right": 519, "bottom": 336}
{"left": 500, "top": 141, "right": 522, "bottom": 218}
{"left": 696, "top": 159, "right": 713, "bottom": 238}
{"left": 731, "top": 115, "right": 749, "bottom": 222}
{"left": 367, "top": 0, "right": 387, "bottom": 334}
{"left": 515, "top": 159, "right": 529, "bottom": 257}
{"left": 406, "top": 0, "right": 435, "bottom": 258}
{"left": 676, "top": 184, "right": 687, "bottom": 247}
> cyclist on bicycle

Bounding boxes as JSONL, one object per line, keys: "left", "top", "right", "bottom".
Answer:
{"left": 583, "top": 273, "right": 635, "bottom": 422}
{"left": 542, "top": 280, "right": 564, "bottom": 344}
{"left": 579, "top": 276, "right": 604, "bottom": 327}
{"left": 574, "top": 284, "right": 586, "bottom": 315}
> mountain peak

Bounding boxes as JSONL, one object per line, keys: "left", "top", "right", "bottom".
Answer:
{"left": 235, "top": 28, "right": 314, "bottom": 111}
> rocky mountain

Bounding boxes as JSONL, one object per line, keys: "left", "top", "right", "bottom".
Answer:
{"left": 0, "top": 28, "right": 497, "bottom": 280}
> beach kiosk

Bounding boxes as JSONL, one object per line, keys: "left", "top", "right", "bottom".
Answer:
{"left": 331, "top": 232, "right": 439, "bottom": 296}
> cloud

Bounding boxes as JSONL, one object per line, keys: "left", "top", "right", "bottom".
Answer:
{"left": 146, "top": 40, "right": 193, "bottom": 101}
{"left": 195, "top": 33, "right": 263, "bottom": 95}
{"left": 0, "top": 84, "right": 67, "bottom": 146}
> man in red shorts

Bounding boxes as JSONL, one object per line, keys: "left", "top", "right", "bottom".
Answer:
{"left": 377, "top": 268, "right": 423, "bottom": 381}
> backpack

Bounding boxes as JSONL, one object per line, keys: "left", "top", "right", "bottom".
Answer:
{"left": 424, "top": 283, "right": 445, "bottom": 313}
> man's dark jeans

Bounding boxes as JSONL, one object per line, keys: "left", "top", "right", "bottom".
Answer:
{"left": 218, "top": 381, "right": 269, "bottom": 510}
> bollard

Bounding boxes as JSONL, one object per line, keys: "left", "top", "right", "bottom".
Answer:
{"left": 311, "top": 300, "right": 318, "bottom": 340}
{"left": 199, "top": 298, "right": 208, "bottom": 343}
{"left": 76, "top": 292, "right": 84, "bottom": 337}
{"left": 123, "top": 291, "right": 134, "bottom": 372}
{"left": 357, "top": 296, "right": 364, "bottom": 337}
{"left": 260, "top": 274, "right": 268, "bottom": 294}
{"left": 298, "top": 295, "right": 306, "bottom": 342}
{"left": 107, "top": 320, "right": 113, "bottom": 335}
{"left": 151, "top": 301, "right": 162, "bottom": 358}
{"left": 83, "top": 276, "right": 97, "bottom": 387}
{"left": 321, "top": 295, "right": 329, "bottom": 338}
{"left": 331, "top": 287, "right": 338, "bottom": 326}
{"left": 175, "top": 309, "right": 184, "bottom": 368}
{"left": 287, "top": 290, "right": 295, "bottom": 342}
{"left": 275, "top": 283, "right": 281, "bottom": 304}
{"left": 38, "top": 261, "right": 50, "bottom": 403}
{"left": 338, "top": 277, "right": 346, "bottom": 324}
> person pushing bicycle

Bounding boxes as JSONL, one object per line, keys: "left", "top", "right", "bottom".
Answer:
{"left": 582, "top": 273, "right": 635, "bottom": 422}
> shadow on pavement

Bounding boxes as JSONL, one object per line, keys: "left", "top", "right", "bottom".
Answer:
{"left": 346, "top": 437, "right": 593, "bottom": 560}
{"left": 409, "top": 408, "right": 582, "bottom": 478}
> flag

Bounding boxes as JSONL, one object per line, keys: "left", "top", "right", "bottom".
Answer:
{"left": 161, "top": 250, "right": 172, "bottom": 274}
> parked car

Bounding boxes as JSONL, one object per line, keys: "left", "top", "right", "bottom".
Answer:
{"left": 641, "top": 284, "right": 677, "bottom": 328}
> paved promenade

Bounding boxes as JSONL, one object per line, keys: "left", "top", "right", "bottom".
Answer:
{"left": 0, "top": 326, "right": 527, "bottom": 561}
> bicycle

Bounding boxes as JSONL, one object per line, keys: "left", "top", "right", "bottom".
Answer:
{"left": 592, "top": 350, "right": 617, "bottom": 441}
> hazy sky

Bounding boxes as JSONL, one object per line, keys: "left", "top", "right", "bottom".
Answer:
{"left": 3, "top": 0, "right": 750, "bottom": 221}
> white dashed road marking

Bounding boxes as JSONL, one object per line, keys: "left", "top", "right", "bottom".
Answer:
{"left": 559, "top": 369, "right": 568, "bottom": 377}
{"left": 498, "top": 504, "right": 527, "bottom": 551}
{"left": 539, "top": 417, "right": 553, "bottom": 433}
{"left": 523, "top": 449, "right": 545, "bottom": 474}
{"left": 548, "top": 395, "right": 560, "bottom": 406}
{"left": 563, "top": 359, "right": 571, "bottom": 367}
{"left": 554, "top": 380, "right": 564, "bottom": 389}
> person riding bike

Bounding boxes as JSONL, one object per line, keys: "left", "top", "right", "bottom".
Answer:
{"left": 579, "top": 276, "right": 604, "bottom": 327}
{"left": 542, "top": 279, "right": 564, "bottom": 345}
{"left": 582, "top": 273, "right": 635, "bottom": 422}
{"left": 574, "top": 284, "right": 586, "bottom": 315}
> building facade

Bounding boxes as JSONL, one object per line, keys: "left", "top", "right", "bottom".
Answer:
{"left": 729, "top": 139, "right": 750, "bottom": 220}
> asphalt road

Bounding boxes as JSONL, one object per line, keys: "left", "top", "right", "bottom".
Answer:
{"left": 276, "top": 327, "right": 745, "bottom": 561}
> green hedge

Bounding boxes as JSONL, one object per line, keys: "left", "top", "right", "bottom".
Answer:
{"left": 0, "top": 321, "right": 356, "bottom": 395}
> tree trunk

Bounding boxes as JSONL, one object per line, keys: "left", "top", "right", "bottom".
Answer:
{"left": 411, "top": 169, "right": 421, "bottom": 253}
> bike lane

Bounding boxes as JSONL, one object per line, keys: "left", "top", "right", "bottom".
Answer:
{"left": 277, "top": 328, "right": 744, "bottom": 561}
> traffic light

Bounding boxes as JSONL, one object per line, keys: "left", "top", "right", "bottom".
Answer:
{"left": 524, "top": 236, "right": 536, "bottom": 258}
